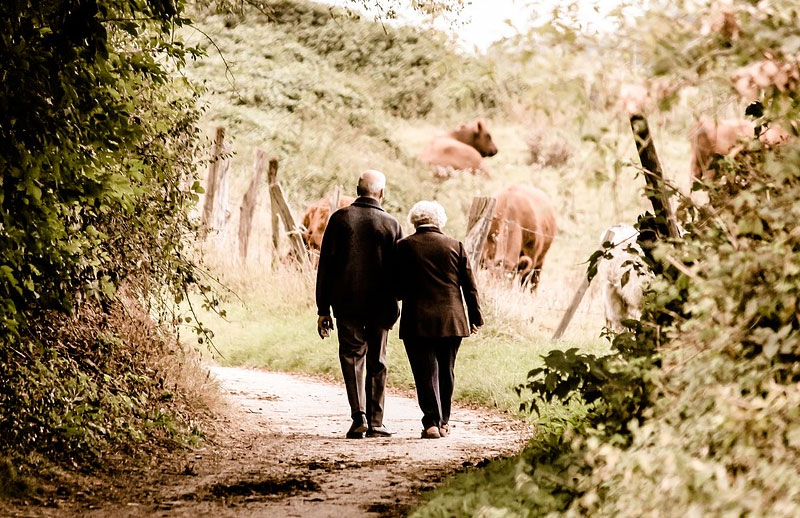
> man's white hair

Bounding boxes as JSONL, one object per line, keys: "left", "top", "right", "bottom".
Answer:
{"left": 357, "top": 169, "right": 386, "bottom": 196}
{"left": 408, "top": 200, "right": 447, "bottom": 229}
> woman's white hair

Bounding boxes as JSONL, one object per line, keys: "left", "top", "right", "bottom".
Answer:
{"left": 408, "top": 200, "right": 447, "bottom": 229}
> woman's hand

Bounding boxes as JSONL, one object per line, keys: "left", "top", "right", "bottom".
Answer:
{"left": 470, "top": 323, "right": 482, "bottom": 334}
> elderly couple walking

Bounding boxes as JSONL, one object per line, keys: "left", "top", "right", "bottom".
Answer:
{"left": 316, "top": 170, "right": 484, "bottom": 439}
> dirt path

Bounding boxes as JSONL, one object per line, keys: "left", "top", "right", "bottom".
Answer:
{"left": 5, "top": 365, "right": 531, "bottom": 518}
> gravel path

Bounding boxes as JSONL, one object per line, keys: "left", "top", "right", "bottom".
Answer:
{"left": 3, "top": 365, "right": 531, "bottom": 518}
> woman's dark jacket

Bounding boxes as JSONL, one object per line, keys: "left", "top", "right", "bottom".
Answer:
{"left": 395, "top": 226, "right": 483, "bottom": 339}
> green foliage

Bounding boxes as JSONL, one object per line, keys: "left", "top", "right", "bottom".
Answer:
{"left": 1, "top": 301, "right": 202, "bottom": 463}
{"left": 414, "top": 1, "right": 800, "bottom": 516}
{"left": 0, "top": 0, "right": 201, "bottom": 340}
{"left": 194, "top": 0, "right": 522, "bottom": 119}
{"left": 0, "top": 0, "right": 207, "bottom": 466}
{"left": 517, "top": 345, "right": 655, "bottom": 443}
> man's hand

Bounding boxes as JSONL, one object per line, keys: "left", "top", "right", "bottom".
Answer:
{"left": 317, "top": 315, "right": 334, "bottom": 339}
{"left": 470, "top": 323, "right": 482, "bottom": 335}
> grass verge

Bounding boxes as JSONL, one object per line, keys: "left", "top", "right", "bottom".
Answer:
{"left": 192, "top": 261, "right": 607, "bottom": 416}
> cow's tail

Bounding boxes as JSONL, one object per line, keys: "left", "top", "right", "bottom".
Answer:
{"left": 516, "top": 255, "right": 534, "bottom": 280}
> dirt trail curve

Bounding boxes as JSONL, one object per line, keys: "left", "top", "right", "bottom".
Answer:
{"left": 6, "top": 366, "right": 532, "bottom": 518}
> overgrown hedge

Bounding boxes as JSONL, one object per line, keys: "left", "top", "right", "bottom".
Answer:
{"left": 0, "top": 0, "right": 206, "bottom": 470}
{"left": 411, "top": 1, "right": 800, "bottom": 516}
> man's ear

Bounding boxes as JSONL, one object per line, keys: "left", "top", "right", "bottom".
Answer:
{"left": 378, "top": 188, "right": 385, "bottom": 201}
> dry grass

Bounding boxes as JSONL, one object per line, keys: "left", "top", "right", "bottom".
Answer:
{"left": 189, "top": 216, "right": 609, "bottom": 415}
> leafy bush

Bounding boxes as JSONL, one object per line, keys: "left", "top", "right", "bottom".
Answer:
{"left": 413, "top": 1, "right": 800, "bottom": 516}
{"left": 0, "top": 298, "right": 203, "bottom": 463}
{"left": 0, "top": 0, "right": 208, "bottom": 467}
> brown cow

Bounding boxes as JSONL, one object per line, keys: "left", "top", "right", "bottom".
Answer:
{"left": 690, "top": 117, "right": 790, "bottom": 180}
{"left": 419, "top": 119, "right": 498, "bottom": 179}
{"left": 300, "top": 194, "right": 355, "bottom": 255}
{"left": 482, "top": 185, "right": 557, "bottom": 289}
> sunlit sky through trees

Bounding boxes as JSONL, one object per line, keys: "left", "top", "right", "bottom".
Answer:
{"left": 322, "top": 0, "right": 638, "bottom": 52}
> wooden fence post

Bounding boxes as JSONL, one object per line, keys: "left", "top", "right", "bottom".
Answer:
{"left": 629, "top": 114, "right": 681, "bottom": 239}
{"left": 267, "top": 158, "right": 309, "bottom": 267}
{"left": 202, "top": 126, "right": 231, "bottom": 239}
{"left": 267, "top": 158, "right": 281, "bottom": 259}
{"left": 238, "top": 149, "right": 267, "bottom": 261}
{"left": 328, "top": 185, "right": 342, "bottom": 215}
{"left": 464, "top": 196, "right": 497, "bottom": 269}
{"left": 552, "top": 228, "right": 616, "bottom": 340}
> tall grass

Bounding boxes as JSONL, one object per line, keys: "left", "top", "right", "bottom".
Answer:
{"left": 192, "top": 241, "right": 607, "bottom": 416}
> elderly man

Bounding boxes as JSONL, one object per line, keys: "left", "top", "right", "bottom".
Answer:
{"left": 396, "top": 201, "right": 483, "bottom": 439}
{"left": 316, "top": 170, "right": 402, "bottom": 439}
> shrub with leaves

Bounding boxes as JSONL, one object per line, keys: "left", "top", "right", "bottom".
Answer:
{"left": 0, "top": 0, "right": 206, "bottom": 465}
{"left": 413, "top": 1, "right": 800, "bottom": 516}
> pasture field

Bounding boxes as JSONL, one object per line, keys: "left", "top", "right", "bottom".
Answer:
{"left": 192, "top": 258, "right": 610, "bottom": 415}
{"left": 182, "top": 0, "right": 713, "bottom": 414}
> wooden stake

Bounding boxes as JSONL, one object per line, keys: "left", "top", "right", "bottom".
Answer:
{"left": 267, "top": 158, "right": 309, "bottom": 266}
{"left": 629, "top": 114, "right": 681, "bottom": 239}
{"left": 202, "top": 126, "right": 230, "bottom": 238}
{"left": 464, "top": 196, "right": 497, "bottom": 269}
{"left": 552, "top": 228, "right": 615, "bottom": 340}
{"left": 329, "top": 185, "right": 342, "bottom": 215}
{"left": 238, "top": 149, "right": 267, "bottom": 261}
{"left": 267, "top": 158, "right": 280, "bottom": 258}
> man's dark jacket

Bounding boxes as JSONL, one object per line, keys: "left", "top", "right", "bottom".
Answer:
{"left": 316, "top": 196, "right": 403, "bottom": 329}
{"left": 395, "top": 226, "right": 484, "bottom": 339}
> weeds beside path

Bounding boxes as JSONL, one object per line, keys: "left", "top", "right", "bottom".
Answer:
{"left": 4, "top": 365, "right": 531, "bottom": 518}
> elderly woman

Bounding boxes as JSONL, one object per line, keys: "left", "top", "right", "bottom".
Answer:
{"left": 396, "top": 201, "right": 484, "bottom": 439}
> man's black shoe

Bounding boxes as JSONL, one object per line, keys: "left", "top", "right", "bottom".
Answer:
{"left": 366, "top": 425, "right": 393, "bottom": 438}
{"left": 346, "top": 415, "right": 368, "bottom": 439}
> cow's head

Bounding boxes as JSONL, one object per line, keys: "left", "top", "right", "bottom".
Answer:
{"left": 454, "top": 119, "right": 498, "bottom": 158}
{"left": 301, "top": 205, "right": 329, "bottom": 253}
{"left": 472, "top": 119, "right": 498, "bottom": 157}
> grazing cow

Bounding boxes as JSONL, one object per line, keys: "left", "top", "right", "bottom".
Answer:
{"left": 597, "top": 224, "right": 650, "bottom": 332}
{"left": 689, "top": 117, "right": 790, "bottom": 181}
{"left": 482, "top": 185, "right": 557, "bottom": 289}
{"left": 419, "top": 119, "right": 498, "bottom": 179}
{"left": 300, "top": 194, "right": 355, "bottom": 255}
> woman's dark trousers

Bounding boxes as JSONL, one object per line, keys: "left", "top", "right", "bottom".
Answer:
{"left": 403, "top": 337, "right": 461, "bottom": 429}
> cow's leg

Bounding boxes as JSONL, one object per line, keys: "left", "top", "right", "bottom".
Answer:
{"left": 530, "top": 254, "right": 548, "bottom": 290}
{"left": 527, "top": 268, "right": 542, "bottom": 290}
